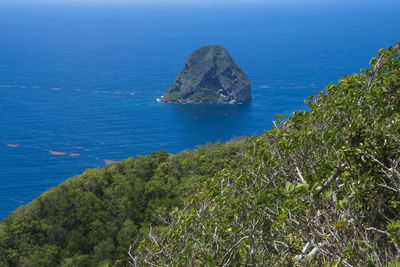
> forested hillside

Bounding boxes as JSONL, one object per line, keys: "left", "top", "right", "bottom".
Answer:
{"left": 1, "top": 44, "right": 399, "bottom": 267}
{"left": 0, "top": 141, "right": 247, "bottom": 266}
{"left": 132, "top": 44, "right": 400, "bottom": 266}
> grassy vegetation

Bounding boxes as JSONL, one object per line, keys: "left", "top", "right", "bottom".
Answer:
{"left": 188, "top": 88, "right": 220, "bottom": 103}
{"left": 163, "top": 45, "right": 250, "bottom": 103}
{"left": 161, "top": 91, "right": 180, "bottom": 102}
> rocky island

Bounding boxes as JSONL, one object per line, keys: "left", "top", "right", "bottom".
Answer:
{"left": 160, "top": 45, "right": 251, "bottom": 104}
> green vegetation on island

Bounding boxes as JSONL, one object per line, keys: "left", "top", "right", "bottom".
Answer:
{"left": 161, "top": 45, "right": 251, "bottom": 104}
{"left": 1, "top": 43, "right": 400, "bottom": 266}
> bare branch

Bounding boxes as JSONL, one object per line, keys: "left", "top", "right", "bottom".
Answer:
{"left": 313, "top": 164, "right": 345, "bottom": 199}
{"left": 296, "top": 166, "right": 307, "bottom": 184}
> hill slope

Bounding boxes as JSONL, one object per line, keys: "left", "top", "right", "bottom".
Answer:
{"left": 132, "top": 44, "right": 400, "bottom": 266}
{"left": 1, "top": 44, "right": 399, "bottom": 267}
{"left": 0, "top": 142, "right": 247, "bottom": 266}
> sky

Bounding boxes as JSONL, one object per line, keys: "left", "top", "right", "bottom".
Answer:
{"left": 0, "top": 0, "right": 383, "bottom": 6}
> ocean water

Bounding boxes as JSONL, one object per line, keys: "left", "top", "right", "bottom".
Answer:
{"left": 0, "top": 2, "right": 399, "bottom": 219}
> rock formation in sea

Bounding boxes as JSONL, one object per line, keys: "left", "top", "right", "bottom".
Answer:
{"left": 160, "top": 45, "right": 251, "bottom": 104}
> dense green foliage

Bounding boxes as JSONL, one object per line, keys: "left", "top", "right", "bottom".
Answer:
{"left": 132, "top": 44, "right": 400, "bottom": 266}
{"left": 0, "top": 141, "right": 247, "bottom": 266}
{"left": 1, "top": 44, "right": 399, "bottom": 266}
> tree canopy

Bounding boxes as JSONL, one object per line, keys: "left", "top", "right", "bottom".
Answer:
{"left": 131, "top": 43, "right": 400, "bottom": 266}
{"left": 1, "top": 43, "right": 399, "bottom": 266}
{"left": 0, "top": 141, "right": 247, "bottom": 266}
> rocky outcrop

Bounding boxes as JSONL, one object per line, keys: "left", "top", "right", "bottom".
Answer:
{"left": 160, "top": 45, "right": 251, "bottom": 104}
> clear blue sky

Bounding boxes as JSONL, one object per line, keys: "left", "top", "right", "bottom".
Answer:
{"left": 0, "top": 0, "right": 383, "bottom": 6}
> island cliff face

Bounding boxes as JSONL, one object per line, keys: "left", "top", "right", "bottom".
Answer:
{"left": 161, "top": 45, "right": 251, "bottom": 104}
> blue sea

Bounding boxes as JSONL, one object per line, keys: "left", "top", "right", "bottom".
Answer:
{"left": 0, "top": 1, "right": 399, "bottom": 219}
